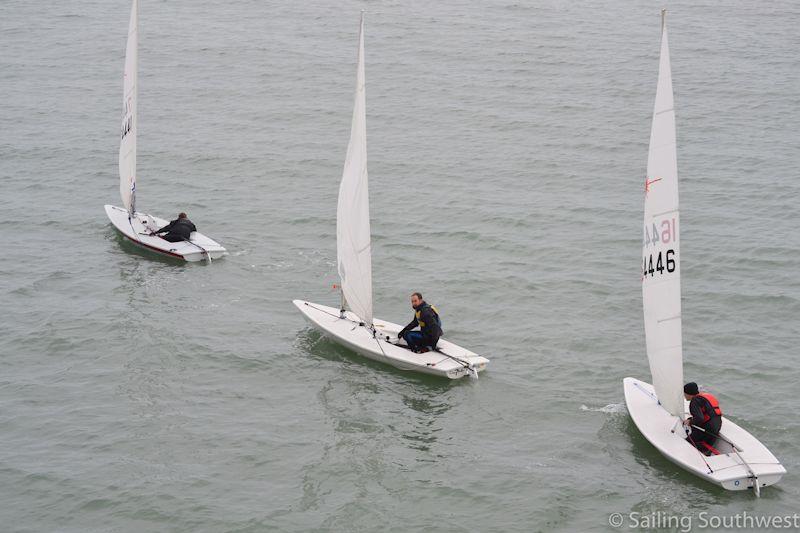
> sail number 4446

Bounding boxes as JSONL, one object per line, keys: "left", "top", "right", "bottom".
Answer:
{"left": 642, "top": 217, "right": 677, "bottom": 277}
{"left": 643, "top": 249, "right": 675, "bottom": 277}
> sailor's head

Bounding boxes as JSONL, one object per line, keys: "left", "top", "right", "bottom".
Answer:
{"left": 178, "top": 212, "right": 188, "bottom": 219}
{"left": 410, "top": 292, "right": 424, "bottom": 308}
{"left": 683, "top": 382, "right": 699, "bottom": 400}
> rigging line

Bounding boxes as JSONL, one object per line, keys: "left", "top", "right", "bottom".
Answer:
{"left": 429, "top": 355, "right": 453, "bottom": 366}
{"left": 632, "top": 381, "right": 684, "bottom": 421}
{"left": 182, "top": 237, "right": 211, "bottom": 262}
{"left": 303, "top": 301, "right": 361, "bottom": 325}
{"left": 686, "top": 432, "right": 715, "bottom": 474}
{"left": 435, "top": 347, "right": 478, "bottom": 380}
{"left": 371, "top": 327, "right": 390, "bottom": 361}
{"left": 434, "top": 347, "right": 473, "bottom": 371}
{"left": 632, "top": 380, "right": 659, "bottom": 403}
{"left": 128, "top": 214, "right": 140, "bottom": 243}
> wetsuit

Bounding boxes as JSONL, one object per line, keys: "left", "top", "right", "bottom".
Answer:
{"left": 154, "top": 218, "right": 196, "bottom": 242}
{"left": 398, "top": 301, "right": 442, "bottom": 352}
{"left": 687, "top": 394, "right": 722, "bottom": 452}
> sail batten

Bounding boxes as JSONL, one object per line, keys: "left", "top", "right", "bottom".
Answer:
{"left": 336, "top": 13, "right": 373, "bottom": 327}
{"left": 118, "top": 0, "right": 138, "bottom": 215}
{"left": 642, "top": 13, "right": 684, "bottom": 417}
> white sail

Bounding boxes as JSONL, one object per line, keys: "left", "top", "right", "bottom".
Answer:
{"left": 642, "top": 11, "right": 683, "bottom": 417}
{"left": 336, "top": 13, "right": 373, "bottom": 327}
{"left": 118, "top": 0, "right": 138, "bottom": 215}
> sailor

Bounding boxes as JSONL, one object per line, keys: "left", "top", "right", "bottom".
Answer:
{"left": 682, "top": 382, "right": 723, "bottom": 453}
{"left": 151, "top": 212, "right": 197, "bottom": 242}
{"left": 397, "top": 292, "right": 442, "bottom": 353}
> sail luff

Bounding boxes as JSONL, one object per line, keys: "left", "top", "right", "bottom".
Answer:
{"left": 642, "top": 12, "right": 684, "bottom": 417}
{"left": 118, "top": 0, "right": 138, "bottom": 215}
{"left": 336, "top": 13, "right": 373, "bottom": 327}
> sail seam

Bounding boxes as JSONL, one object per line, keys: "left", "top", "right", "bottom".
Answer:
{"left": 649, "top": 208, "right": 679, "bottom": 218}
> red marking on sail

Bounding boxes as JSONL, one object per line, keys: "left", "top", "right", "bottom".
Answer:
{"left": 644, "top": 176, "right": 662, "bottom": 195}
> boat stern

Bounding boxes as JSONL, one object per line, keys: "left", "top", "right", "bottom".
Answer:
{"left": 444, "top": 356, "right": 489, "bottom": 379}
{"left": 715, "top": 461, "right": 787, "bottom": 492}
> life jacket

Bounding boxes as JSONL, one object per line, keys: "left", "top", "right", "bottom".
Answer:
{"left": 415, "top": 304, "right": 441, "bottom": 331}
{"left": 697, "top": 392, "right": 722, "bottom": 423}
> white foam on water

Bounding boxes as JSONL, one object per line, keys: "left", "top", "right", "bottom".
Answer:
{"left": 580, "top": 403, "right": 627, "bottom": 414}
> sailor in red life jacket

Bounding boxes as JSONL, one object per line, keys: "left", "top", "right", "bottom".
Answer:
{"left": 682, "top": 382, "right": 723, "bottom": 453}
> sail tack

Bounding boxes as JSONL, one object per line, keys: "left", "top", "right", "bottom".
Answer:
{"left": 118, "top": 0, "right": 138, "bottom": 215}
{"left": 642, "top": 12, "right": 683, "bottom": 417}
{"left": 336, "top": 13, "right": 373, "bottom": 327}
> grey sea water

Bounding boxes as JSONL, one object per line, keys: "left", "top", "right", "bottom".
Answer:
{"left": 2, "top": 0, "right": 799, "bottom": 531}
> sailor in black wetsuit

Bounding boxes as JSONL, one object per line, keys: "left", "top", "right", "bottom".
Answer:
{"left": 151, "top": 212, "right": 197, "bottom": 243}
{"left": 397, "top": 292, "right": 442, "bottom": 353}
{"left": 682, "top": 382, "right": 723, "bottom": 454}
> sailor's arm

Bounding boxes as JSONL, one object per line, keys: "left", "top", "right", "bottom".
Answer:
{"left": 398, "top": 316, "right": 418, "bottom": 338}
{"left": 688, "top": 399, "right": 703, "bottom": 425}
{"left": 153, "top": 221, "right": 174, "bottom": 234}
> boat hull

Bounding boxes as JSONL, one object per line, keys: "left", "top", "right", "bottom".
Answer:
{"left": 623, "top": 377, "right": 785, "bottom": 491}
{"left": 105, "top": 204, "right": 227, "bottom": 262}
{"left": 294, "top": 300, "right": 489, "bottom": 379}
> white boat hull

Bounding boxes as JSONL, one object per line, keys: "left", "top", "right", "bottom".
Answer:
{"left": 105, "top": 204, "right": 227, "bottom": 262}
{"left": 294, "top": 300, "right": 489, "bottom": 379}
{"left": 624, "top": 377, "right": 785, "bottom": 491}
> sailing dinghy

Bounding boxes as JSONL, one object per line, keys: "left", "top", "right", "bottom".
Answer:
{"left": 105, "top": 0, "right": 226, "bottom": 262}
{"left": 294, "top": 14, "right": 489, "bottom": 380}
{"left": 624, "top": 11, "right": 785, "bottom": 494}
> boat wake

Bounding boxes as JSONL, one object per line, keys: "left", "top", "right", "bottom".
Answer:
{"left": 580, "top": 403, "right": 626, "bottom": 414}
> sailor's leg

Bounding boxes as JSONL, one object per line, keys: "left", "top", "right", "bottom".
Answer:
{"left": 687, "top": 426, "right": 716, "bottom": 451}
{"left": 686, "top": 428, "right": 702, "bottom": 449}
{"left": 405, "top": 331, "right": 424, "bottom": 352}
{"left": 704, "top": 421, "right": 722, "bottom": 447}
{"left": 162, "top": 233, "right": 184, "bottom": 242}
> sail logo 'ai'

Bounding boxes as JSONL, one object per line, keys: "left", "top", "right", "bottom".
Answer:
{"left": 642, "top": 218, "right": 676, "bottom": 248}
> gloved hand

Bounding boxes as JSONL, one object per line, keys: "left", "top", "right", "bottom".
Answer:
{"left": 397, "top": 329, "right": 407, "bottom": 341}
